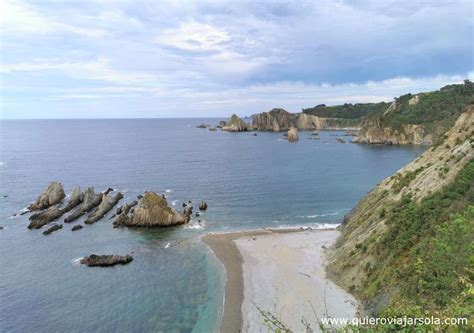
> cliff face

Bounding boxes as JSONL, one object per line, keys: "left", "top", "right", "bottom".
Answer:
{"left": 353, "top": 111, "right": 432, "bottom": 145}
{"left": 252, "top": 108, "right": 359, "bottom": 131}
{"left": 327, "top": 105, "right": 474, "bottom": 318}
{"left": 222, "top": 114, "right": 252, "bottom": 132}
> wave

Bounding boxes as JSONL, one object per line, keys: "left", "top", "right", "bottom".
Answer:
{"left": 271, "top": 223, "right": 340, "bottom": 230}
{"left": 165, "top": 189, "right": 172, "bottom": 193}
{"left": 171, "top": 200, "right": 178, "bottom": 206}
{"left": 302, "top": 210, "right": 346, "bottom": 218}
{"left": 185, "top": 220, "right": 206, "bottom": 230}
{"left": 164, "top": 242, "right": 171, "bottom": 249}
{"left": 71, "top": 257, "right": 83, "bottom": 266}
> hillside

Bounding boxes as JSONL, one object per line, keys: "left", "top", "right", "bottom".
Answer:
{"left": 353, "top": 80, "right": 474, "bottom": 144}
{"left": 302, "top": 102, "right": 388, "bottom": 120}
{"left": 327, "top": 105, "right": 474, "bottom": 330}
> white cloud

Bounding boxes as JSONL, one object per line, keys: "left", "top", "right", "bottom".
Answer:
{"left": 1, "top": 58, "right": 157, "bottom": 83}
{"left": 154, "top": 21, "right": 230, "bottom": 51}
{"left": 0, "top": 0, "right": 107, "bottom": 37}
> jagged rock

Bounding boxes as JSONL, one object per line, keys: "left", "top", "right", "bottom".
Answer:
{"left": 64, "top": 188, "right": 111, "bottom": 223}
{"left": 336, "top": 138, "right": 346, "bottom": 143}
{"left": 222, "top": 114, "right": 251, "bottom": 132}
{"left": 80, "top": 254, "right": 133, "bottom": 267}
{"left": 137, "top": 194, "right": 143, "bottom": 200}
{"left": 199, "top": 201, "right": 208, "bottom": 210}
{"left": 112, "top": 200, "right": 138, "bottom": 228}
{"left": 28, "top": 182, "right": 66, "bottom": 211}
{"left": 195, "top": 212, "right": 200, "bottom": 217}
{"left": 119, "top": 192, "right": 186, "bottom": 227}
{"left": 71, "top": 225, "right": 83, "bottom": 231}
{"left": 0, "top": 226, "right": 4, "bottom": 230}
{"left": 84, "top": 192, "right": 123, "bottom": 225}
{"left": 196, "top": 124, "right": 207, "bottom": 128}
{"left": 28, "top": 187, "right": 84, "bottom": 229}
{"left": 42, "top": 224, "right": 62, "bottom": 235}
{"left": 287, "top": 127, "right": 299, "bottom": 142}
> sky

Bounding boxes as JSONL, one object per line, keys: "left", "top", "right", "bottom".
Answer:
{"left": 0, "top": 0, "right": 473, "bottom": 119}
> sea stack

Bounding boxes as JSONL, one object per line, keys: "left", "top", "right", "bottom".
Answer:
{"left": 28, "top": 182, "right": 66, "bottom": 211}
{"left": 125, "top": 192, "right": 187, "bottom": 227}
{"left": 287, "top": 127, "right": 299, "bottom": 142}
{"left": 222, "top": 114, "right": 251, "bottom": 132}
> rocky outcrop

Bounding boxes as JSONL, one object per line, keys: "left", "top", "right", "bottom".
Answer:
{"left": 84, "top": 192, "right": 123, "bottom": 225}
{"left": 112, "top": 200, "right": 138, "bottom": 228}
{"left": 42, "top": 224, "right": 62, "bottom": 235}
{"left": 222, "top": 114, "right": 251, "bottom": 132}
{"left": 252, "top": 108, "right": 358, "bottom": 131}
{"left": 199, "top": 201, "right": 208, "bottom": 210}
{"left": 353, "top": 115, "right": 431, "bottom": 145}
{"left": 28, "top": 182, "right": 66, "bottom": 211}
{"left": 64, "top": 188, "right": 111, "bottom": 223}
{"left": 287, "top": 127, "right": 299, "bottom": 142}
{"left": 28, "top": 187, "right": 84, "bottom": 229}
{"left": 80, "top": 254, "right": 133, "bottom": 267}
{"left": 71, "top": 225, "right": 83, "bottom": 231}
{"left": 118, "top": 192, "right": 187, "bottom": 227}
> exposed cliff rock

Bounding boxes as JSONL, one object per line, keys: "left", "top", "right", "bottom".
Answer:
{"left": 287, "top": 127, "right": 299, "bottom": 142}
{"left": 352, "top": 115, "right": 431, "bottom": 145}
{"left": 28, "top": 187, "right": 84, "bottom": 229}
{"left": 80, "top": 254, "right": 133, "bottom": 267}
{"left": 252, "top": 108, "right": 359, "bottom": 131}
{"left": 328, "top": 106, "right": 474, "bottom": 316}
{"left": 28, "top": 182, "right": 66, "bottom": 211}
{"left": 84, "top": 192, "right": 123, "bottom": 225}
{"left": 112, "top": 200, "right": 138, "bottom": 228}
{"left": 222, "top": 114, "right": 251, "bottom": 132}
{"left": 120, "top": 192, "right": 187, "bottom": 227}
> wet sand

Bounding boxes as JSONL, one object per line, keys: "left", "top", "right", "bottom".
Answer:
{"left": 203, "top": 228, "right": 358, "bottom": 332}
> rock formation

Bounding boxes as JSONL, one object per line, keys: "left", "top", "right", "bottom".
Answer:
{"left": 199, "top": 201, "right": 208, "bottom": 210}
{"left": 42, "top": 224, "right": 62, "bottom": 235}
{"left": 80, "top": 254, "right": 133, "bottom": 267}
{"left": 28, "top": 187, "right": 84, "bottom": 229}
{"left": 64, "top": 187, "right": 111, "bottom": 223}
{"left": 28, "top": 182, "right": 66, "bottom": 211}
{"left": 118, "top": 192, "right": 187, "bottom": 227}
{"left": 112, "top": 200, "right": 138, "bottom": 228}
{"left": 222, "top": 114, "right": 251, "bottom": 132}
{"left": 71, "top": 225, "right": 83, "bottom": 231}
{"left": 287, "top": 127, "right": 299, "bottom": 142}
{"left": 84, "top": 192, "right": 123, "bottom": 225}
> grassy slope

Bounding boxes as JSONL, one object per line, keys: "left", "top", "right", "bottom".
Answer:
{"left": 302, "top": 102, "right": 388, "bottom": 120}
{"left": 327, "top": 106, "right": 474, "bottom": 330}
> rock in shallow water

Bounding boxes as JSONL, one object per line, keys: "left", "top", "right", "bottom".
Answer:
{"left": 84, "top": 192, "right": 123, "bottom": 225}
{"left": 287, "top": 127, "right": 299, "bottom": 142}
{"left": 125, "top": 192, "right": 186, "bottom": 227}
{"left": 80, "top": 254, "right": 133, "bottom": 267}
{"left": 71, "top": 225, "right": 83, "bottom": 231}
{"left": 28, "top": 182, "right": 66, "bottom": 211}
{"left": 199, "top": 201, "right": 208, "bottom": 210}
{"left": 42, "top": 224, "right": 62, "bottom": 235}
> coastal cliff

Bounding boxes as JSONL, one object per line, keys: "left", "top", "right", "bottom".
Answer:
{"left": 327, "top": 105, "right": 474, "bottom": 326}
{"left": 252, "top": 108, "right": 359, "bottom": 131}
{"left": 353, "top": 81, "right": 474, "bottom": 144}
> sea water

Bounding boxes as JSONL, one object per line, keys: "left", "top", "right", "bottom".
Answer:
{"left": 0, "top": 119, "right": 426, "bottom": 332}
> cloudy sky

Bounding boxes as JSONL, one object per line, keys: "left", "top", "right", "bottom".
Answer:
{"left": 0, "top": 0, "right": 473, "bottom": 119}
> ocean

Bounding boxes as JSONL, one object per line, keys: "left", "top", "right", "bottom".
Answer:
{"left": 0, "top": 119, "right": 426, "bottom": 332}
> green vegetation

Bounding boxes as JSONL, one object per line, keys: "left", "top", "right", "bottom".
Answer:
{"left": 354, "top": 160, "right": 474, "bottom": 330}
{"left": 391, "top": 166, "right": 426, "bottom": 193}
{"left": 381, "top": 80, "right": 474, "bottom": 131}
{"left": 302, "top": 102, "right": 388, "bottom": 119}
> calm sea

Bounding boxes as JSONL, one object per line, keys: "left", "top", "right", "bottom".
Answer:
{"left": 0, "top": 119, "right": 426, "bottom": 332}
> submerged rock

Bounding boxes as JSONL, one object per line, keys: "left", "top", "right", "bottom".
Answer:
{"left": 28, "top": 182, "right": 66, "bottom": 211}
{"left": 287, "top": 127, "right": 299, "bottom": 142}
{"left": 125, "top": 192, "right": 187, "bottom": 227}
{"left": 84, "top": 192, "right": 123, "bottom": 225}
{"left": 71, "top": 225, "right": 83, "bottom": 231}
{"left": 42, "top": 224, "right": 62, "bottom": 235}
{"left": 28, "top": 187, "right": 84, "bottom": 229}
{"left": 199, "top": 201, "right": 208, "bottom": 210}
{"left": 80, "top": 254, "right": 133, "bottom": 267}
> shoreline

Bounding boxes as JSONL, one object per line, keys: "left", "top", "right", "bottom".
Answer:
{"left": 202, "top": 226, "right": 354, "bottom": 332}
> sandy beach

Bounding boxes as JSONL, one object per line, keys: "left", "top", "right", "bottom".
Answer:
{"left": 203, "top": 228, "right": 358, "bottom": 332}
